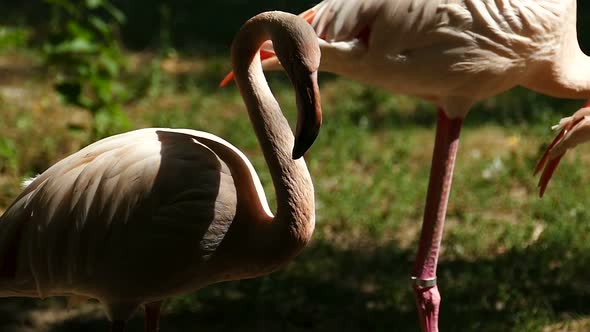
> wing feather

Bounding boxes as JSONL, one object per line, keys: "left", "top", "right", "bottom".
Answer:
{"left": 309, "top": 0, "right": 382, "bottom": 42}
{"left": 0, "top": 128, "right": 269, "bottom": 298}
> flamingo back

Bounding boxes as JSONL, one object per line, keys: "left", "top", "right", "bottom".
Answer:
{"left": 0, "top": 128, "right": 271, "bottom": 303}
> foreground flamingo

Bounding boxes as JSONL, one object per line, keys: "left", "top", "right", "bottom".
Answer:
{"left": 221, "top": 1, "right": 590, "bottom": 331}
{"left": 0, "top": 11, "right": 321, "bottom": 332}
{"left": 536, "top": 102, "right": 590, "bottom": 196}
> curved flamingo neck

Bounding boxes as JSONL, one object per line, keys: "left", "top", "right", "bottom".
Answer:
{"left": 232, "top": 14, "right": 315, "bottom": 249}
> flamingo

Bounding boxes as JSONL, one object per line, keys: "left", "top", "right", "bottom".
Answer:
{"left": 0, "top": 11, "right": 322, "bottom": 332}
{"left": 536, "top": 101, "right": 590, "bottom": 196}
{"left": 220, "top": 1, "right": 590, "bottom": 331}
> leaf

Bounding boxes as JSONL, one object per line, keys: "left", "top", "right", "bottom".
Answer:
{"left": 98, "top": 53, "right": 119, "bottom": 77}
{"left": 89, "top": 17, "right": 109, "bottom": 35}
{"left": 53, "top": 38, "right": 97, "bottom": 54}
{"left": 44, "top": 0, "right": 77, "bottom": 15}
{"left": 85, "top": 0, "right": 103, "bottom": 9}
{"left": 103, "top": 2, "right": 126, "bottom": 24}
{"left": 66, "top": 21, "right": 93, "bottom": 39}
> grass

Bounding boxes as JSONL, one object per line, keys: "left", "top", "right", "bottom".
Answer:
{"left": 1, "top": 49, "right": 590, "bottom": 332}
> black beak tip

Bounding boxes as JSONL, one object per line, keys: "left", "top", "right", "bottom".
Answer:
{"left": 292, "top": 126, "right": 320, "bottom": 160}
{"left": 291, "top": 71, "right": 322, "bottom": 160}
{"left": 292, "top": 143, "right": 306, "bottom": 160}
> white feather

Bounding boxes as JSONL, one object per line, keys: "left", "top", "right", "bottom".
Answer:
{"left": 21, "top": 175, "right": 40, "bottom": 189}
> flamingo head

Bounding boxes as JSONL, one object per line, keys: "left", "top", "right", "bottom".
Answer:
{"left": 269, "top": 14, "right": 322, "bottom": 159}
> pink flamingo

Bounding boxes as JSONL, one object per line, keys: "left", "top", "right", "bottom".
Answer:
{"left": 0, "top": 11, "right": 321, "bottom": 332}
{"left": 222, "top": 1, "right": 590, "bottom": 331}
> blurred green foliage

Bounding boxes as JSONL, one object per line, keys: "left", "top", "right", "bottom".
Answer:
{"left": 0, "top": 137, "right": 18, "bottom": 175}
{"left": 42, "top": 0, "right": 130, "bottom": 137}
{"left": 0, "top": 26, "right": 30, "bottom": 52}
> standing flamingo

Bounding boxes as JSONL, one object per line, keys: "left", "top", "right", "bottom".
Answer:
{"left": 220, "top": 1, "right": 590, "bottom": 331}
{"left": 0, "top": 11, "right": 322, "bottom": 332}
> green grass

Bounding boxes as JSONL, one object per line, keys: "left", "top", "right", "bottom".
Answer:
{"left": 1, "top": 50, "right": 590, "bottom": 332}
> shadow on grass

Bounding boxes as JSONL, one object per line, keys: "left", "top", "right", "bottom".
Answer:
{"left": 1, "top": 236, "right": 589, "bottom": 332}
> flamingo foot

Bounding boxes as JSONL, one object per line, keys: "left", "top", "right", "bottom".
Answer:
{"left": 413, "top": 284, "right": 441, "bottom": 332}
{"left": 110, "top": 320, "right": 126, "bottom": 332}
{"left": 535, "top": 104, "right": 590, "bottom": 197}
{"left": 145, "top": 301, "right": 162, "bottom": 332}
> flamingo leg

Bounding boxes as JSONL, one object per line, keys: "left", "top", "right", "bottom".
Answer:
{"left": 412, "top": 108, "right": 463, "bottom": 332}
{"left": 145, "top": 301, "right": 162, "bottom": 332}
{"left": 110, "top": 320, "right": 126, "bottom": 332}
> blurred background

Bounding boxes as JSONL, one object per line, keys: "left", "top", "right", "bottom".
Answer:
{"left": 0, "top": 1, "right": 590, "bottom": 331}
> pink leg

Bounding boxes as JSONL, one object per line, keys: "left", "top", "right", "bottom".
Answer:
{"left": 145, "top": 301, "right": 162, "bottom": 332}
{"left": 110, "top": 320, "right": 126, "bottom": 332}
{"left": 412, "top": 109, "right": 463, "bottom": 332}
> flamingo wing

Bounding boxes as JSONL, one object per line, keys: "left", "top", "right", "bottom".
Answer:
{"left": 304, "top": 0, "right": 381, "bottom": 43}
{"left": 0, "top": 128, "right": 270, "bottom": 298}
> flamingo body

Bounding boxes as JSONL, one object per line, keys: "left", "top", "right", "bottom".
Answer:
{"left": 251, "top": 0, "right": 588, "bottom": 115}
{"left": 0, "top": 129, "right": 285, "bottom": 308}
{"left": 0, "top": 11, "right": 322, "bottom": 331}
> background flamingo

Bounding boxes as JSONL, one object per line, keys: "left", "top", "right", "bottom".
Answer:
{"left": 221, "top": 1, "right": 590, "bottom": 331}
{"left": 0, "top": 11, "right": 321, "bottom": 332}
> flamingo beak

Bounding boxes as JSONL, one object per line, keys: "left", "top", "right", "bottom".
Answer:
{"left": 292, "top": 70, "right": 322, "bottom": 159}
